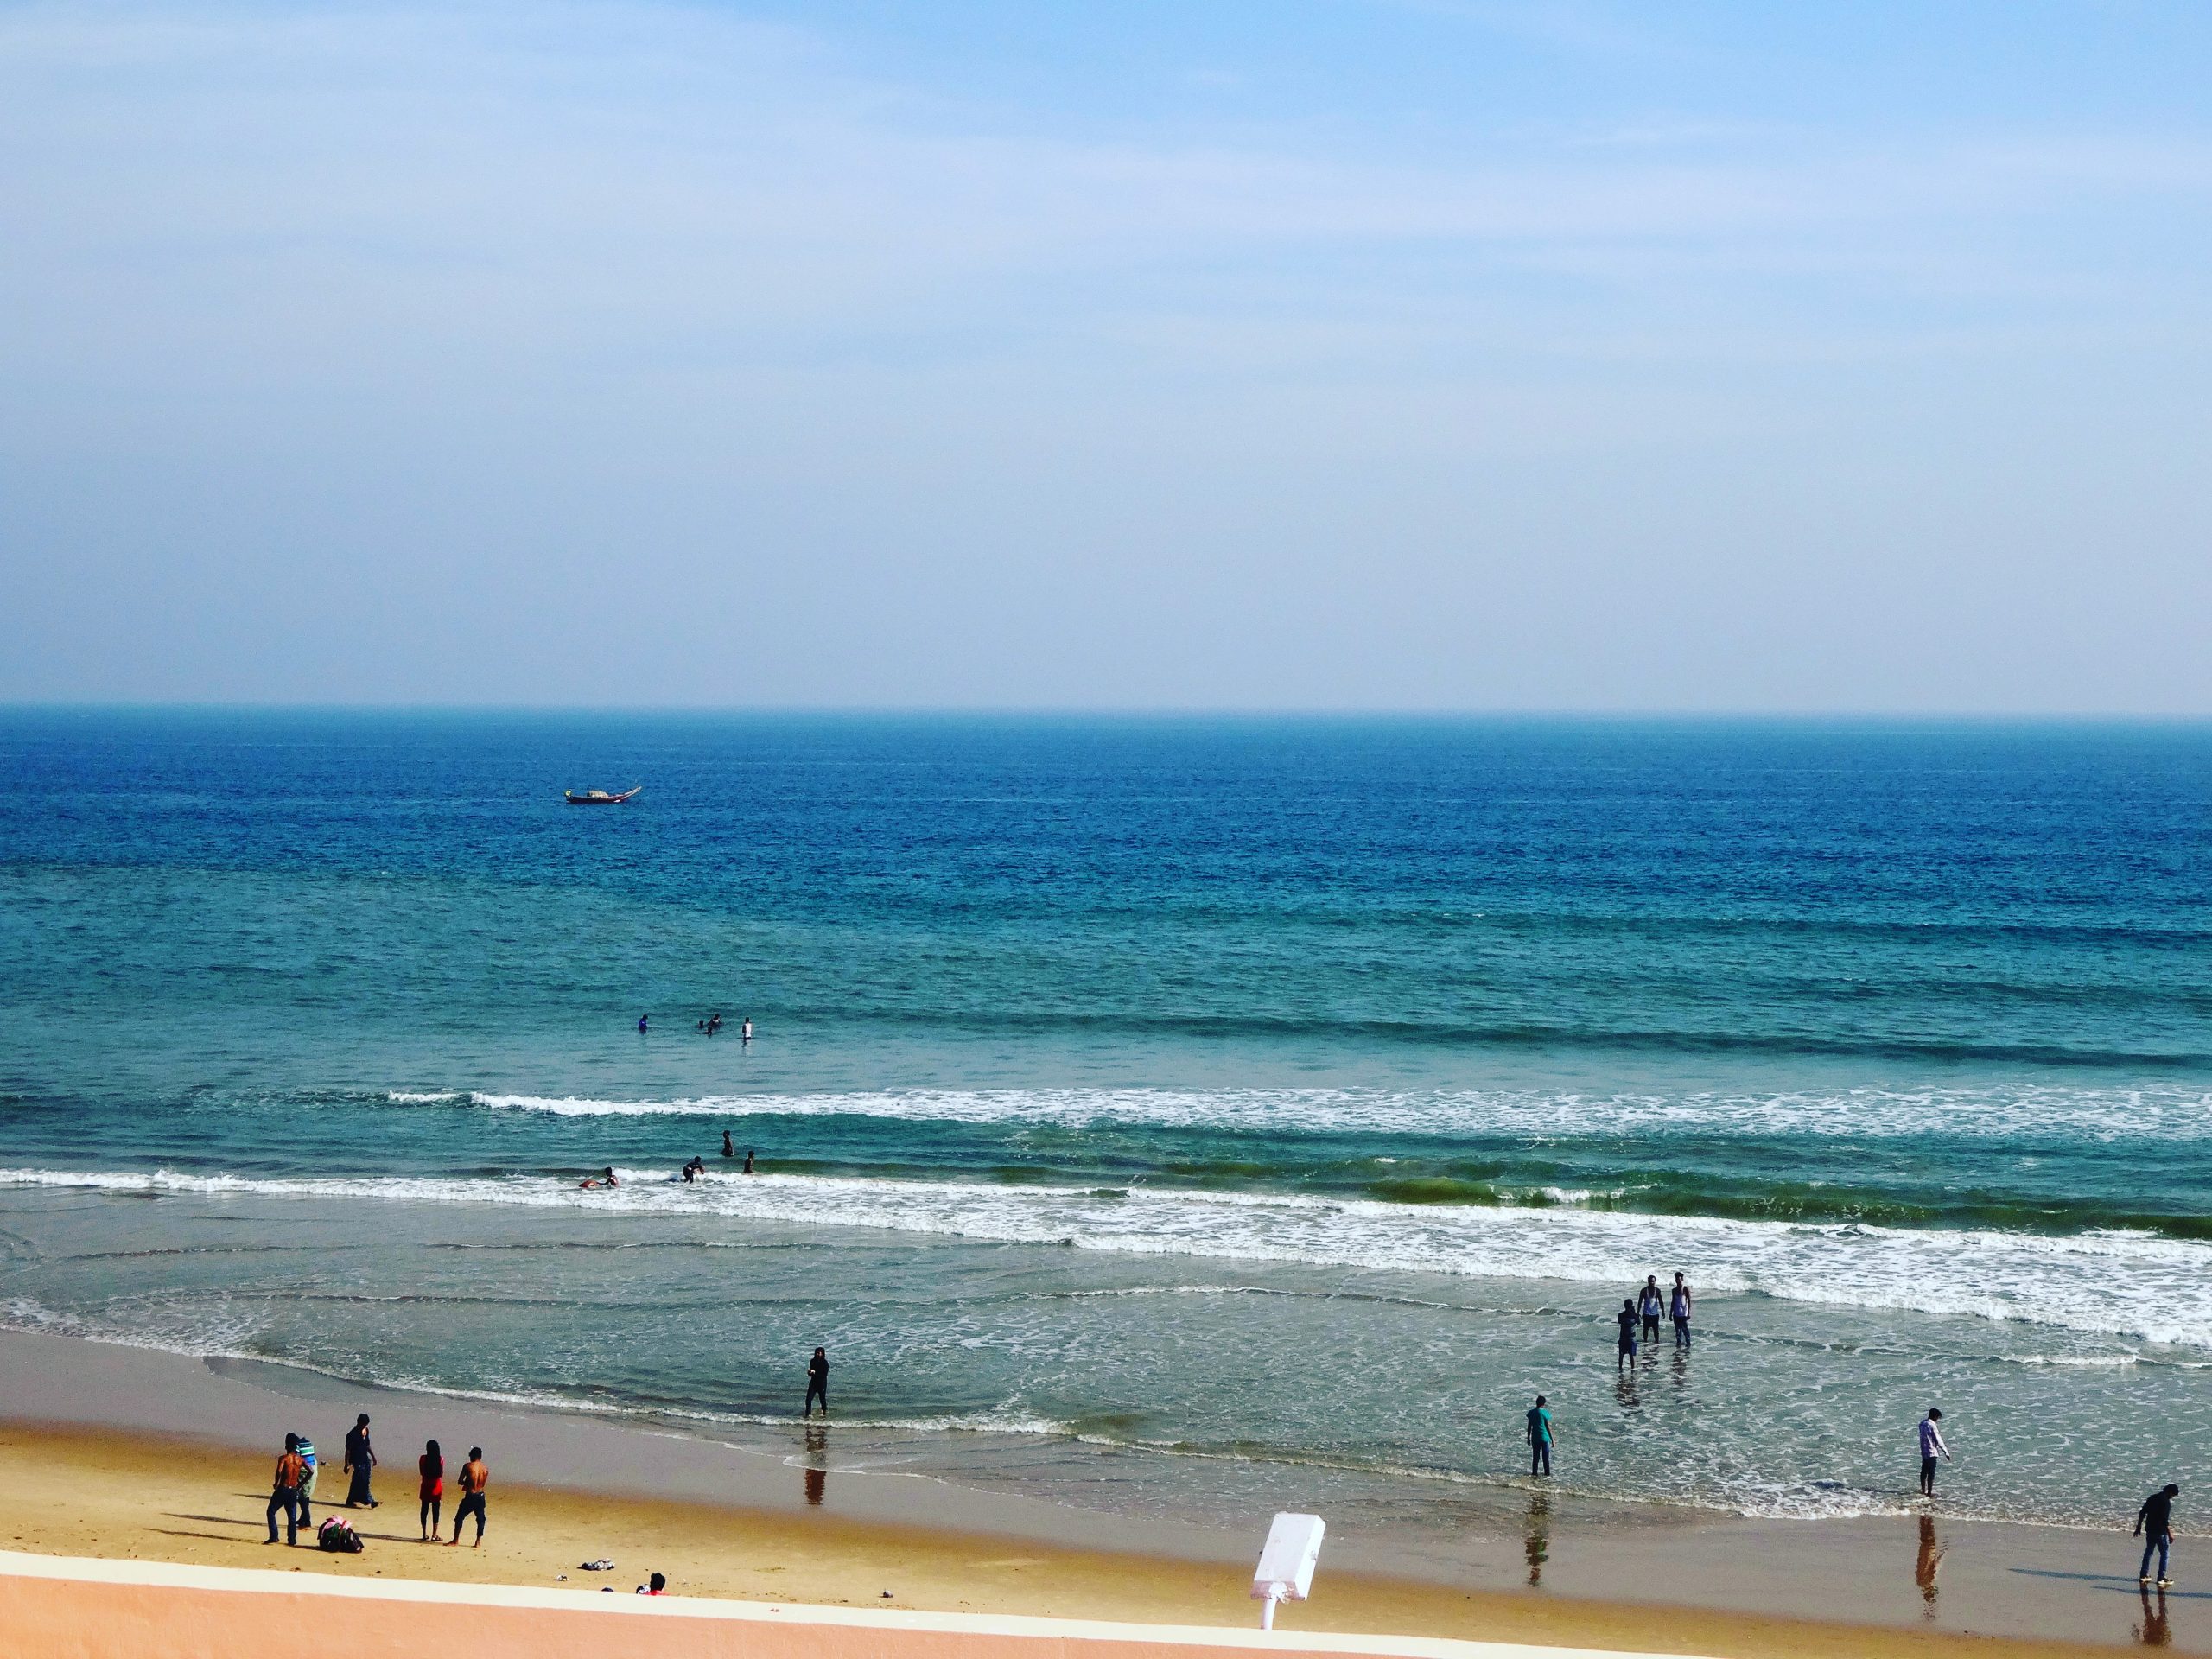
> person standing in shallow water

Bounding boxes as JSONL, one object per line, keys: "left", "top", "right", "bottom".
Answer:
{"left": 1525, "top": 1395, "right": 1553, "bottom": 1477}
{"left": 1917, "top": 1408, "right": 1950, "bottom": 1497}
{"left": 1615, "top": 1299, "right": 1639, "bottom": 1370}
{"left": 1670, "top": 1273, "right": 1693, "bottom": 1348}
{"left": 804, "top": 1346, "right": 830, "bottom": 1416}
{"left": 721, "top": 1130, "right": 735, "bottom": 1159}
{"left": 1637, "top": 1276, "right": 1663, "bottom": 1344}
{"left": 342, "top": 1413, "right": 378, "bottom": 1507}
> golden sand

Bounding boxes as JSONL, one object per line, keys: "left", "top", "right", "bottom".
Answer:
{"left": 0, "top": 1421, "right": 2137, "bottom": 1659}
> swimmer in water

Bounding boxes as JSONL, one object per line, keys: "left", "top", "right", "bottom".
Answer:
{"left": 579, "top": 1166, "right": 619, "bottom": 1189}
{"left": 637, "top": 1014, "right": 649, "bottom": 1034}
{"left": 742, "top": 1148, "right": 755, "bottom": 1174}
{"left": 741, "top": 1018, "right": 753, "bottom": 1045}
{"left": 707, "top": 1013, "right": 722, "bottom": 1035}
{"left": 721, "top": 1130, "right": 735, "bottom": 1159}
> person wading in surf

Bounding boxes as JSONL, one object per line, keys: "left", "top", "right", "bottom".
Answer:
{"left": 1526, "top": 1395, "right": 1554, "bottom": 1478}
{"left": 1917, "top": 1408, "right": 1951, "bottom": 1498}
{"left": 1637, "top": 1276, "right": 1663, "bottom": 1344}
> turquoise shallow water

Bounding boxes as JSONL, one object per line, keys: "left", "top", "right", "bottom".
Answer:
{"left": 1, "top": 711, "right": 2208, "bottom": 1530}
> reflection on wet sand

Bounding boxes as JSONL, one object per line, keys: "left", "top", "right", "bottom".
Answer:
{"left": 1523, "top": 1492, "right": 1550, "bottom": 1587}
{"left": 1914, "top": 1515, "right": 1945, "bottom": 1620}
{"left": 803, "top": 1424, "right": 828, "bottom": 1506}
{"left": 2136, "top": 1585, "right": 2171, "bottom": 1648}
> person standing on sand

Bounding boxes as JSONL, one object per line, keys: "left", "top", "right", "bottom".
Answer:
{"left": 1637, "top": 1276, "right": 1663, "bottom": 1344}
{"left": 2137, "top": 1483, "right": 2180, "bottom": 1587}
{"left": 294, "top": 1432, "right": 317, "bottom": 1529}
{"left": 448, "top": 1446, "right": 489, "bottom": 1547}
{"left": 804, "top": 1346, "right": 830, "bottom": 1416}
{"left": 1916, "top": 1408, "right": 1950, "bottom": 1497}
{"left": 1615, "top": 1299, "right": 1639, "bottom": 1370}
{"left": 1670, "top": 1273, "right": 1693, "bottom": 1348}
{"left": 1526, "top": 1395, "right": 1553, "bottom": 1477}
{"left": 343, "top": 1413, "right": 378, "bottom": 1508}
{"left": 418, "top": 1440, "right": 444, "bottom": 1541}
{"left": 266, "top": 1433, "right": 308, "bottom": 1546}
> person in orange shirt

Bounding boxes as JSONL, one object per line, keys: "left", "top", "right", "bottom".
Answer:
{"left": 266, "top": 1433, "right": 308, "bottom": 1545}
{"left": 447, "top": 1447, "right": 489, "bottom": 1547}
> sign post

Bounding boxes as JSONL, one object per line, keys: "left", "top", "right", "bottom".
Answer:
{"left": 1250, "top": 1512, "right": 1325, "bottom": 1630}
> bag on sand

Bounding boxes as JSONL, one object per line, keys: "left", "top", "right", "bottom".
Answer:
{"left": 317, "top": 1516, "right": 364, "bottom": 1554}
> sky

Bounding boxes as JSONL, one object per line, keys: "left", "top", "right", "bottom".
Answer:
{"left": 3, "top": 1, "right": 2209, "bottom": 711}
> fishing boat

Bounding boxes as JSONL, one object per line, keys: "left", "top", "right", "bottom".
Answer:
{"left": 563, "top": 785, "right": 642, "bottom": 805}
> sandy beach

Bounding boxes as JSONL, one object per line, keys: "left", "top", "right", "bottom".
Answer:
{"left": 0, "top": 1329, "right": 2189, "bottom": 1656}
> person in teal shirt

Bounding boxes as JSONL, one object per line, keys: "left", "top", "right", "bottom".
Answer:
{"left": 293, "top": 1433, "right": 318, "bottom": 1528}
{"left": 1526, "top": 1395, "right": 1553, "bottom": 1477}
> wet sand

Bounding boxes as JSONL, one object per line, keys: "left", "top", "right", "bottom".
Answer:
{"left": 0, "top": 1329, "right": 2191, "bottom": 1654}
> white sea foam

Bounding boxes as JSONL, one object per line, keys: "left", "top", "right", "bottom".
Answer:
{"left": 433, "top": 1083, "right": 2212, "bottom": 1141}
{"left": 6, "top": 1163, "right": 2208, "bottom": 1350}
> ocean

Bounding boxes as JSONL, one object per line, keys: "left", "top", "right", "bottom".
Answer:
{"left": 1, "top": 710, "right": 2207, "bottom": 1537}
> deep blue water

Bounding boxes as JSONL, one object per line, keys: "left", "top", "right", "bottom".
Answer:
{"left": 1, "top": 711, "right": 2208, "bottom": 1530}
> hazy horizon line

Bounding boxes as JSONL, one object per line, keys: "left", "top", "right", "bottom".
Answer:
{"left": 6, "top": 701, "right": 2210, "bottom": 727}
